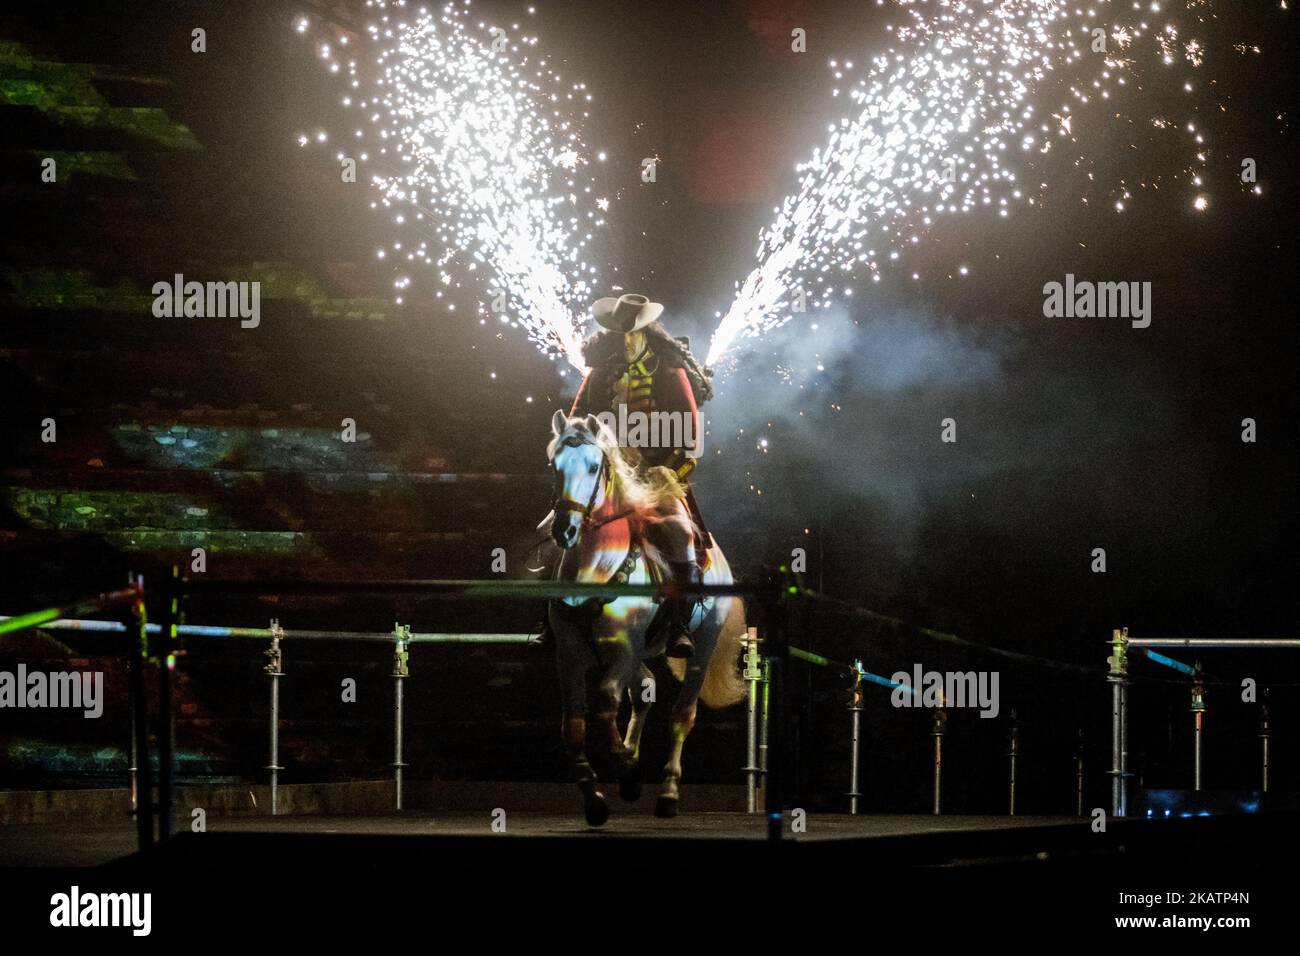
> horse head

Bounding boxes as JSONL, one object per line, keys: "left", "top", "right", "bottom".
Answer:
{"left": 547, "top": 410, "right": 613, "bottom": 550}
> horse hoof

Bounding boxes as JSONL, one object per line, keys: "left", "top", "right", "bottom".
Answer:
{"left": 654, "top": 796, "right": 679, "bottom": 818}
{"left": 617, "top": 760, "right": 642, "bottom": 802}
{"left": 584, "top": 791, "right": 610, "bottom": 827}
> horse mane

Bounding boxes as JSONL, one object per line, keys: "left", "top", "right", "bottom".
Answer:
{"left": 548, "top": 416, "right": 687, "bottom": 537}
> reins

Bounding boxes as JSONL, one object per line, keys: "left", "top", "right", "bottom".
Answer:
{"left": 525, "top": 434, "right": 634, "bottom": 572}
{"left": 551, "top": 439, "right": 637, "bottom": 532}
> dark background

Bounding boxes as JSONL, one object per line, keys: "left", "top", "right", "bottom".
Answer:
{"left": 1, "top": 0, "right": 1297, "bottom": 812}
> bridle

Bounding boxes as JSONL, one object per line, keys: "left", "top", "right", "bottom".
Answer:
{"left": 539, "top": 429, "right": 651, "bottom": 666}
{"left": 551, "top": 432, "right": 634, "bottom": 532}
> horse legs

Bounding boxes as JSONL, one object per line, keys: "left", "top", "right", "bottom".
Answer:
{"left": 590, "top": 658, "right": 643, "bottom": 804}
{"left": 556, "top": 631, "right": 609, "bottom": 826}
{"left": 561, "top": 712, "right": 608, "bottom": 826}
{"left": 614, "top": 664, "right": 654, "bottom": 802}
{"left": 655, "top": 608, "right": 723, "bottom": 818}
{"left": 623, "top": 663, "right": 654, "bottom": 757}
{"left": 656, "top": 700, "right": 697, "bottom": 818}
{"left": 656, "top": 657, "right": 707, "bottom": 818}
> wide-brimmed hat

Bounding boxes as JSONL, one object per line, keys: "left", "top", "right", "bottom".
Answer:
{"left": 592, "top": 293, "right": 664, "bottom": 333}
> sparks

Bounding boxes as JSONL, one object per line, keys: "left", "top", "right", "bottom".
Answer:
{"left": 300, "top": 0, "right": 607, "bottom": 368}
{"left": 706, "top": 0, "right": 1219, "bottom": 367}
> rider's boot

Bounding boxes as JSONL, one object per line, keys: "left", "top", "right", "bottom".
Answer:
{"left": 665, "top": 560, "right": 698, "bottom": 659}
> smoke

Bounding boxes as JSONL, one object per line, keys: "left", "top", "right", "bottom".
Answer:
{"left": 699, "top": 302, "right": 1012, "bottom": 559}
{"left": 571, "top": 293, "right": 1190, "bottom": 614}
{"left": 562, "top": 276, "right": 1286, "bottom": 644}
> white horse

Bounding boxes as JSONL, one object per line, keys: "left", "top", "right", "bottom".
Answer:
{"left": 542, "top": 411, "right": 746, "bottom": 825}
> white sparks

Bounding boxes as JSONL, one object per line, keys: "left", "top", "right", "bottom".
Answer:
{"left": 706, "top": 0, "right": 1217, "bottom": 367}
{"left": 300, "top": 0, "right": 606, "bottom": 368}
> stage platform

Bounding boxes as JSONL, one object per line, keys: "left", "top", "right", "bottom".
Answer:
{"left": 3, "top": 809, "right": 1292, "bottom": 937}
{"left": 2, "top": 811, "right": 1088, "bottom": 866}
{"left": 6, "top": 807, "right": 1295, "bottom": 869}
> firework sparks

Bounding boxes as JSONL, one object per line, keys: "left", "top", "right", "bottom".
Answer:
{"left": 706, "top": 0, "right": 1222, "bottom": 368}
{"left": 300, "top": 0, "right": 606, "bottom": 369}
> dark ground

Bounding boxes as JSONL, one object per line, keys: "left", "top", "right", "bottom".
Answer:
{"left": 0, "top": 811, "right": 1088, "bottom": 865}
{"left": 1, "top": 809, "right": 1293, "bottom": 939}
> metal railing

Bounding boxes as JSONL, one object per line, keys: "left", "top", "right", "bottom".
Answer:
{"left": 1105, "top": 627, "right": 1294, "bottom": 817}
{"left": 0, "top": 584, "right": 141, "bottom": 638}
{"left": 4, "top": 576, "right": 1296, "bottom": 848}
{"left": 164, "top": 571, "right": 779, "bottom": 847}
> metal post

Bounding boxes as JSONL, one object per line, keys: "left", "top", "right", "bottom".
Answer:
{"left": 124, "top": 573, "right": 138, "bottom": 819}
{"left": 1190, "top": 665, "right": 1205, "bottom": 792}
{"left": 1259, "top": 704, "right": 1270, "bottom": 794}
{"left": 156, "top": 566, "right": 179, "bottom": 841}
{"left": 392, "top": 623, "right": 410, "bottom": 811}
{"left": 1075, "top": 728, "right": 1085, "bottom": 817}
{"left": 758, "top": 657, "right": 771, "bottom": 796}
{"left": 1107, "top": 628, "right": 1129, "bottom": 817}
{"left": 264, "top": 619, "right": 284, "bottom": 815}
{"left": 128, "top": 682, "right": 138, "bottom": 817}
{"left": 848, "top": 661, "right": 865, "bottom": 814}
{"left": 742, "top": 627, "right": 762, "bottom": 813}
{"left": 931, "top": 705, "right": 946, "bottom": 815}
{"left": 127, "top": 574, "right": 153, "bottom": 849}
{"left": 124, "top": 575, "right": 153, "bottom": 849}
{"left": 1121, "top": 680, "right": 1129, "bottom": 814}
{"left": 762, "top": 577, "right": 789, "bottom": 842}
{"left": 1007, "top": 709, "right": 1019, "bottom": 816}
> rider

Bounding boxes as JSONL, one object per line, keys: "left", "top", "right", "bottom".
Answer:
{"left": 569, "top": 292, "right": 714, "bottom": 658}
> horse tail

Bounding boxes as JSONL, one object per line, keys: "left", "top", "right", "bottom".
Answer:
{"left": 701, "top": 599, "right": 748, "bottom": 708}
{"left": 668, "top": 598, "right": 747, "bottom": 709}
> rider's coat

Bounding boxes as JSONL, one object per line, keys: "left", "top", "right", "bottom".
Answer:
{"left": 569, "top": 324, "right": 703, "bottom": 480}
